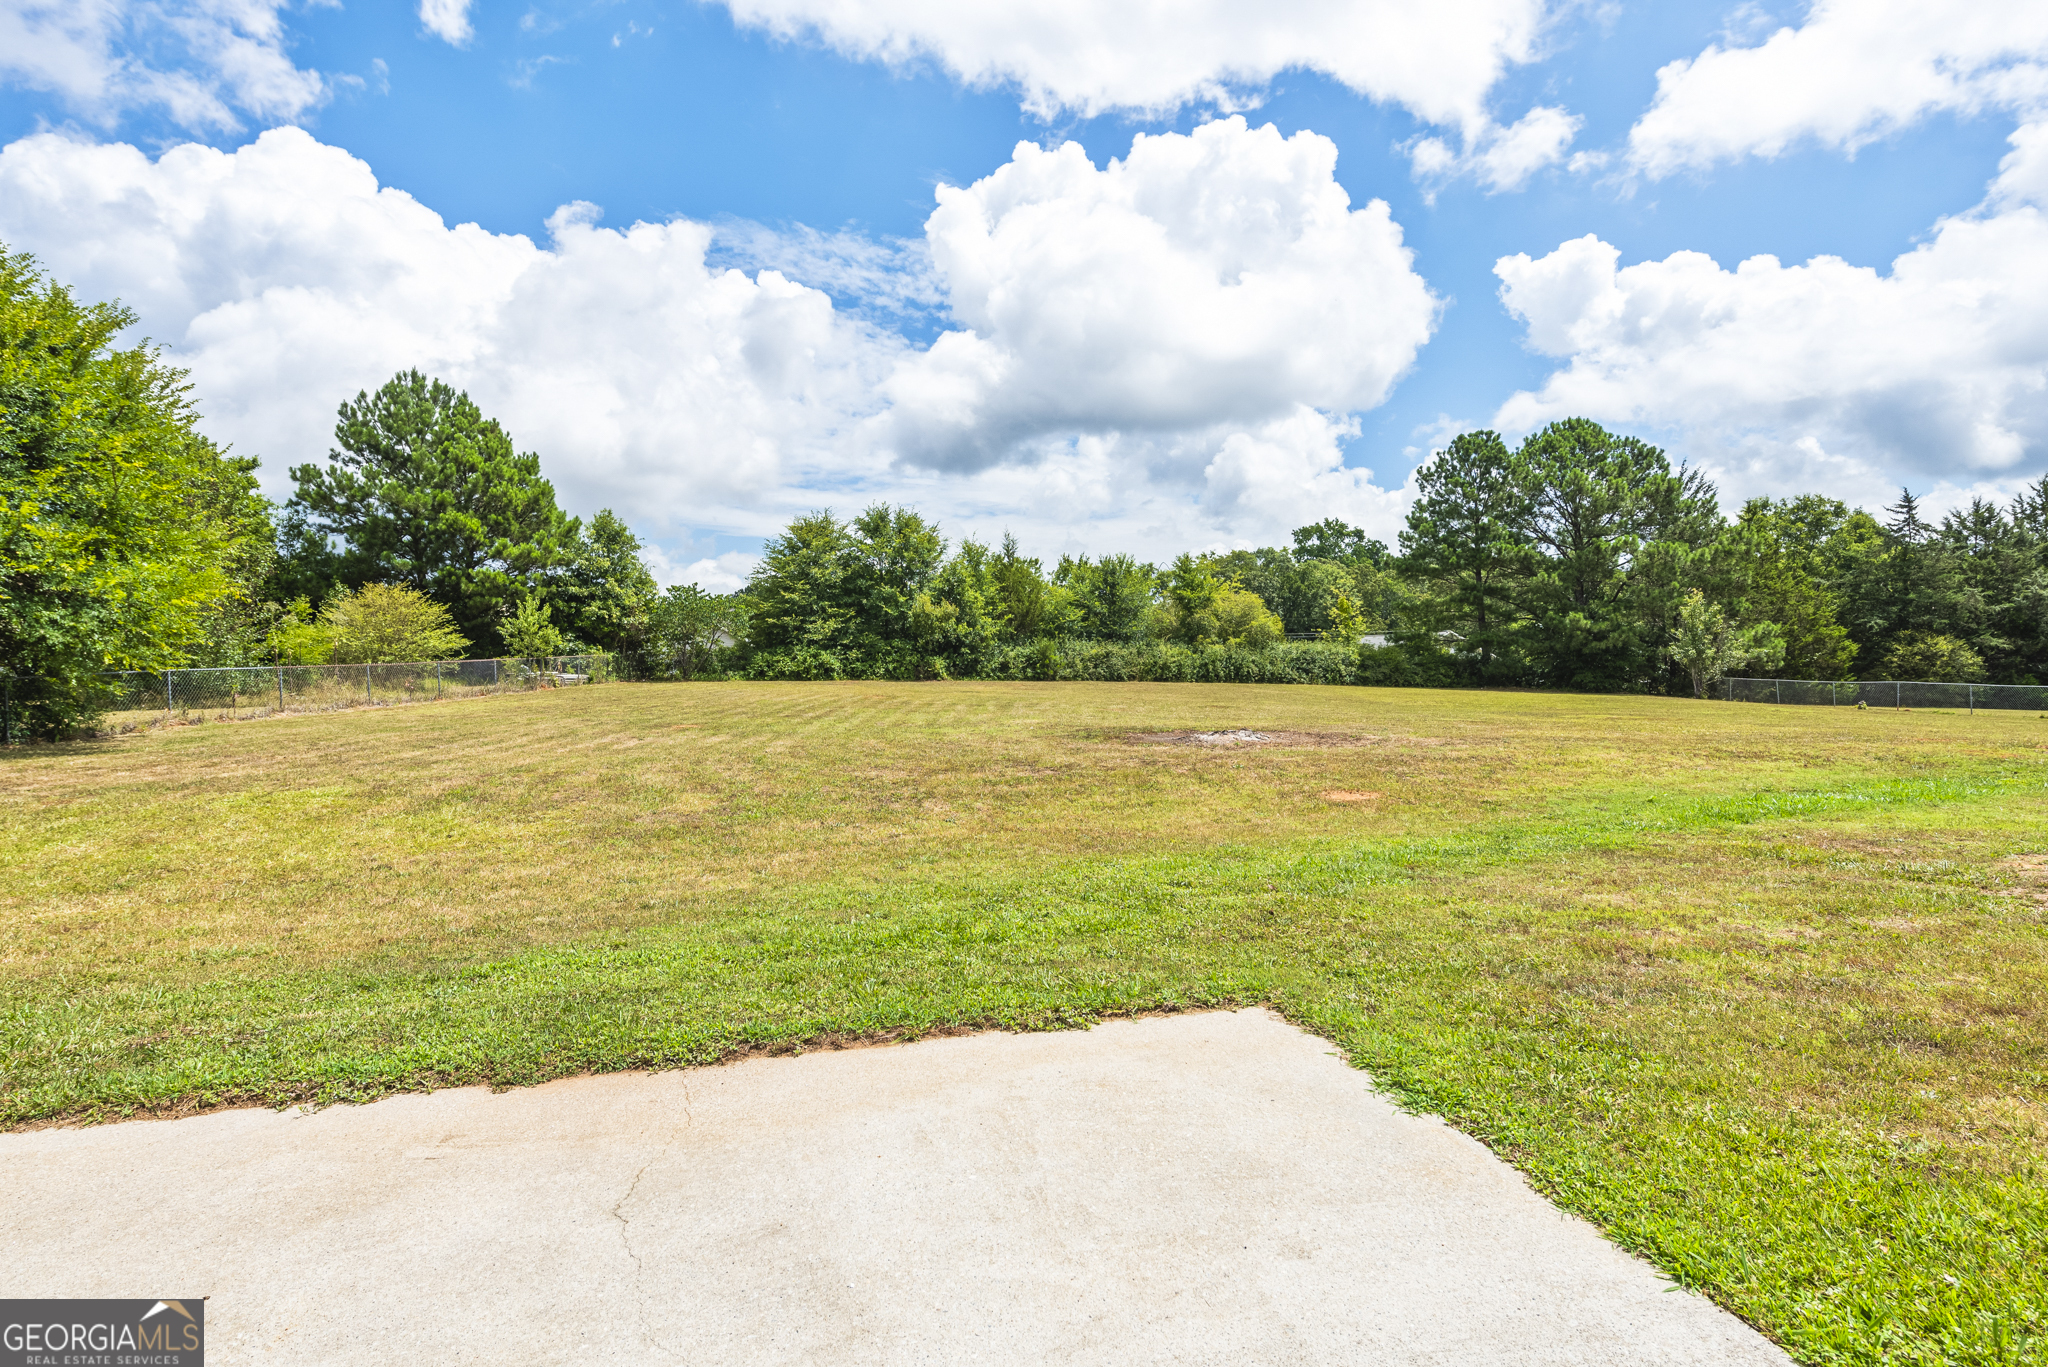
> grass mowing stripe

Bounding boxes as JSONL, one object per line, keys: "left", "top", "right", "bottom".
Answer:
{"left": 6, "top": 769, "right": 2034, "bottom": 1113}
{"left": 6, "top": 685, "right": 2045, "bottom": 1365}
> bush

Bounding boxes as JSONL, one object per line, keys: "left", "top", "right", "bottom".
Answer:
{"left": 323, "top": 584, "right": 470, "bottom": 664}
{"left": 499, "top": 593, "right": 566, "bottom": 660}
{"left": 1879, "top": 632, "right": 1987, "bottom": 683}
{"left": 262, "top": 597, "right": 334, "bottom": 664}
{"left": 745, "top": 644, "right": 852, "bottom": 681}
{"left": 1356, "top": 642, "right": 1457, "bottom": 687}
{"left": 983, "top": 639, "right": 1357, "bottom": 684}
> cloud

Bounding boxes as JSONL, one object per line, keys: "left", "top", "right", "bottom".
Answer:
{"left": 0, "top": 0, "right": 327, "bottom": 131}
{"left": 1626, "top": 0, "right": 2048, "bottom": 178}
{"left": 708, "top": 220, "right": 942, "bottom": 325}
{"left": 1196, "top": 408, "right": 1416, "bottom": 541}
{"left": 1493, "top": 121, "right": 2048, "bottom": 508}
{"left": 881, "top": 118, "right": 1438, "bottom": 471}
{"left": 845, "top": 410, "right": 1418, "bottom": 558}
{"left": 643, "top": 548, "right": 759, "bottom": 592}
{"left": 418, "top": 0, "right": 472, "bottom": 46}
{"left": 1407, "top": 103, "right": 1581, "bottom": 194}
{"left": 509, "top": 54, "right": 569, "bottom": 88}
{"left": 0, "top": 122, "right": 1434, "bottom": 565}
{"left": 0, "top": 127, "right": 895, "bottom": 537}
{"left": 714, "top": 0, "right": 1549, "bottom": 131}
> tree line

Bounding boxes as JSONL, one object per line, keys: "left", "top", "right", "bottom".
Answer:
{"left": 680, "top": 437, "right": 2048, "bottom": 694}
{"left": 7, "top": 245, "right": 2046, "bottom": 736}
{"left": 2, "top": 249, "right": 666, "bottom": 734}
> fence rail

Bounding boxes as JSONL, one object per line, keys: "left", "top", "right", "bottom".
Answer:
{"left": 81, "top": 655, "right": 615, "bottom": 734}
{"left": 1723, "top": 676, "right": 2048, "bottom": 712}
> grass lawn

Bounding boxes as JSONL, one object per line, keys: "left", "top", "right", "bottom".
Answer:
{"left": 4, "top": 681, "right": 2046, "bottom": 1364}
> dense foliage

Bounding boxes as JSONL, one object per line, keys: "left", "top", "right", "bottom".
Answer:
{"left": 284, "top": 371, "right": 586, "bottom": 654}
{"left": 13, "top": 242, "right": 2048, "bottom": 733}
{"left": 267, "top": 412, "right": 2048, "bottom": 691}
{"left": 1, "top": 247, "right": 663, "bottom": 732}
{"left": 698, "top": 424, "right": 2048, "bottom": 690}
{"left": 322, "top": 583, "right": 471, "bottom": 664}
{"left": 0, "top": 247, "right": 259, "bottom": 736}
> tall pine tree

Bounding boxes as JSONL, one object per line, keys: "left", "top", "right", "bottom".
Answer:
{"left": 284, "top": 371, "right": 577, "bottom": 653}
{"left": 1398, "top": 430, "right": 1528, "bottom": 677}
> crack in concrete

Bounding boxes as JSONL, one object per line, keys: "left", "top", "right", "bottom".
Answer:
{"left": 610, "top": 1161, "right": 652, "bottom": 1270}
{"left": 610, "top": 1081, "right": 692, "bottom": 1363}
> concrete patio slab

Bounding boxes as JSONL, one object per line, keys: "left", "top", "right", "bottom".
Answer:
{"left": 1, "top": 1008, "right": 1789, "bottom": 1365}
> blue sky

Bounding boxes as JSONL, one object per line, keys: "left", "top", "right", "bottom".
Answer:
{"left": 2, "top": 0, "right": 2044, "bottom": 583}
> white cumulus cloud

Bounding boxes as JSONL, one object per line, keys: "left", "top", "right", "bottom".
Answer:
{"left": 0, "top": 122, "right": 1436, "bottom": 570}
{"left": 715, "top": 0, "right": 1549, "bottom": 132}
{"left": 0, "top": 0, "right": 327, "bottom": 131}
{"left": 644, "top": 549, "right": 759, "bottom": 592}
{"left": 0, "top": 128, "right": 895, "bottom": 539}
{"left": 882, "top": 118, "right": 1438, "bottom": 470}
{"left": 1494, "top": 120, "right": 2048, "bottom": 508}
{"left": 417, "top": 0, "right": 473, "bottom": 46}
{"left": 1626, "top": 0, "right": 2048, "bottom": 178}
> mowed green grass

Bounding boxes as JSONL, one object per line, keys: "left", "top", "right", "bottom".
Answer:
{"left": 5, "top": 681, "right": 2047, "bottom": 1365}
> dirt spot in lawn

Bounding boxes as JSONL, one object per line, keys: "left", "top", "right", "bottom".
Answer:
{"left": 1997, "top": 854, "right": 2048, "bottom": 909}
{"left": 1126, "top": 729, "right": 1380, "bottom": 748}
{"left": 1319, "top": 791, "right": 1382, "bottom": 803}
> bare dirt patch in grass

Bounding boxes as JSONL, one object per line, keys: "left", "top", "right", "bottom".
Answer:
{"left": 1998, "top": 853, "right": 2048, "bottom": 909}
{"left": 1126, "top": 728, "right": 1383, "bottom": 747}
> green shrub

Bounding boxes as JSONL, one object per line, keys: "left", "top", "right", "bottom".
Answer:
{"left": 1880, "top": 632, "right": 1988, "bottom": 683}
{"left": 1356, "top": 642, "right": 1457, "bottom": 687}
{"left": 323, "top": 584, "right": 470, "bottom": 664}
{"left": 982, "top": 639, "right": 1356, "bottom": 684}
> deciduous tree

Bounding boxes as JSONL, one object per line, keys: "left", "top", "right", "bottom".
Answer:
{"left": 1054, "top": 554, "right": 1156, "bottom": 641}
{"left": 1669, "top": 590, "right": 1783, "bottom": 698}
{"left": 0, "top": 246, "right": 250, "bottom": 734}
{"left": 554, "top": 509, "right": 658, "bottom": 655}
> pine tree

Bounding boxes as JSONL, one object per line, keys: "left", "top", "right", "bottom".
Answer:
{"left": 1883, "top": 488, "right": 1931, "bottom": 543}
{"left": 284, "top": 371, "right": 577, "bottom": 653}
{"left": 1510, "top": 419, "right": 1721, "bottom": 691}
{"left": 1397, "top": 430, "right": 1527, "bottom": 676}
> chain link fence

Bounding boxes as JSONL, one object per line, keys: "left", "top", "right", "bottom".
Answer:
{"left": 76, "top": 655, "right": 615, "bottom": 735}
{"left": 1723, "top": 676, "right": 2048, "bottom": 712}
